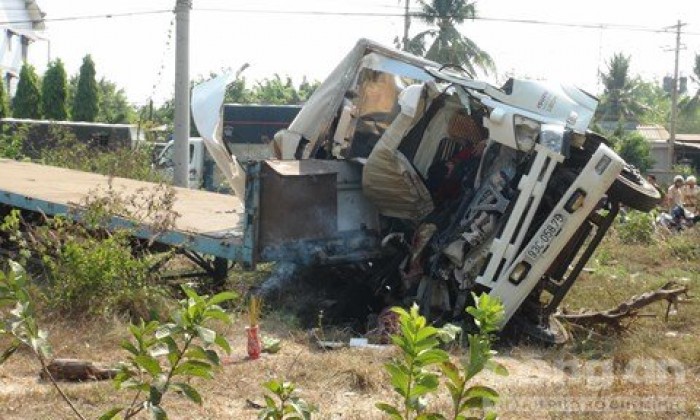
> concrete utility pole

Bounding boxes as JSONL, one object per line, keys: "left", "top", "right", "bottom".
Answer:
{"left": 402, "top": 0, "right": 410, "bottom": 51}
{"left": 173, "top": 0, "right": 192, "bottom": 187}
{"left": 667, "top": 20, "right": 685, "bottom": 173}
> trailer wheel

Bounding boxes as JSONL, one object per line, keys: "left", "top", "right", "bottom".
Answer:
{"left": 607, "top": 165, "right": 661, "bottom": 212}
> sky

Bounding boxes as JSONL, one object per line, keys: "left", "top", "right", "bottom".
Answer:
{"left": 25, "top": 0, "right": 700, "bottom": 107}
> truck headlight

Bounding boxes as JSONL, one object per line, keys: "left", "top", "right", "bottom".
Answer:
{"left": 540, "top": 124, "right": 565, "bottom": 154}
{"left": 514, "top": 115, "right": 539, "bottom": 152}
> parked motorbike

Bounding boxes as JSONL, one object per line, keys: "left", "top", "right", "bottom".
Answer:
{"left": 656, "top": 205, "right": 699, "bottom": 232}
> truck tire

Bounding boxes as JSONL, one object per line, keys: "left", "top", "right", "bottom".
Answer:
{"left": 607, "top": 165, "right": 661, "bottom": 212}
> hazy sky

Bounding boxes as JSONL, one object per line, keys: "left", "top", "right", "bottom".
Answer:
{"left": 28, "top": 0, "right": 700, "bottom": 106}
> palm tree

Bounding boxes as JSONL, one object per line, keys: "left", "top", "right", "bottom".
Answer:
{"left": 596, "top": 53, "right": 648, "bottom": 123}
{"left": 407, "top": 0, "right": 494, "bottom": 77}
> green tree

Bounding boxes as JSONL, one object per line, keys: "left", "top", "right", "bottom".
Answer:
{"left": 0, "top": 79, "right": 9, "bottom": 118}
{"left": 97, "top": 78, "right": 135, "bottom": 123}
{"left": 72, "top": 55, "right": 99, "bottom": 122}
{"left": 680, "top": 54, "right": 700, "bottom": 114}
{"left": 677, "top": 54, "right": 700, "bottom": 133}
{"left": 596, "top": 53, "right": 648, "bottom": 123}
{"left": 634, "top": 80, "right": 670, "bottom": 125}
{"left": 12, "top": 63, "right": 42, "bottom": 119}
{"left": 41, "top": 59, "right": 69, "bottom": 120}
{"left": 408, "top": 0, "right": 495, "bottom": 76}
{"left": 609, "top": 125, "right": 654, "bottom": 172}
{"left": 250, "top": 74, "right": 301, "bottom": 105}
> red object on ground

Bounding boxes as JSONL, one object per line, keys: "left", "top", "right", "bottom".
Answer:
{"left": 246, "top": 325, "right": 262, "bottom": 360}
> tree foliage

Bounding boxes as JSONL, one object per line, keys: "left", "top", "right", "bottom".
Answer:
{"left": 12, "top": 63, "right": 42, "bottom": 119}
{"left": 249, "top": 74, "right": 318, "bottom": 105}
{"left": 677, "top": 54, "right": 700, "bottom": 133}
{"left": 72, "top": 55, "right": 99, "bottom": 122}
{"left": 41, "top": 59, "right": 69, "bottom": 120}
{"left": 97, "top": 78, "right": 134, "bottom": 123}
{"left": 408, "top": 0, "right": 495, "bottom": 76}
{"left": 596, "top": 53, "right": 648, "bottom": 123}
{"left": 608, "top": 125, "right": 655, "bottom": 173}
{"left": 145, "top": 70, "right": 319, "bottom": 131}
{"left": 223, "top": 74, "right": 319, "bottom": 105}
{"left": 633, "top": 80, "right": 670, "bottom": 125}
{"left": 0, "top": 78, "right": 9, "bottom": 119}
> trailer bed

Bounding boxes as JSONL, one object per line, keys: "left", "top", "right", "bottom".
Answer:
{"left": 0, "top": 159, "right": 248, "bottom": 261}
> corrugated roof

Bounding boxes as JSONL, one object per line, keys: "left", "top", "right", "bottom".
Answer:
{"left": 677, "top": 134, "right": 700, "bottom": 143}
{"left": 635, "top": 125, "right": 670, "bottom": 141}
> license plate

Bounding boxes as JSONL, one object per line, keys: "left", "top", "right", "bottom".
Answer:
{"left": 526, "top": 213, "right": 566, "bottom": 260}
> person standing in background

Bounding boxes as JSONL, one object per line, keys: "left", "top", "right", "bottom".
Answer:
{"left": 683, "top": 175, "right": 698, "bottom": 214}
{"left": 666, "top": 175, "right": 686, "bottom": 211}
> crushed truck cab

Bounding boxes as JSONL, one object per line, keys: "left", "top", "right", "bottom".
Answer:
{"left": 195, "top": 39, "right": 660, "bottom": 341}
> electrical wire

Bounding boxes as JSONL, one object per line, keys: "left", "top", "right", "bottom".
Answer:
{"left": 1, "top": 6, "right": 697, "bottom": 36}
{"left": 0, "top": 9, "right": 172, "bottom": 26}
{"left": 191, "top": 7, "right": 700, "bottom": 36}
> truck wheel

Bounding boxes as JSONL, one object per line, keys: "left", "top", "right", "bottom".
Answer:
{"left": 607, "top": 165, "right": 661, "bottom": 212}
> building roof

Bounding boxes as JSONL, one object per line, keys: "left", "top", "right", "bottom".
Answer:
{"left": 26, "top": 1, "right": 45, "bottom": 30}
{"left": 677, "top": 134, "right": 700, "bottom": 143}
{"left": 635, "top": 125, "right": 670, "bottom": 142}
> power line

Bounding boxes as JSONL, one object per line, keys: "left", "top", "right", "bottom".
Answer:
{"left": 1, "top": 7, "right": 697, "bottom": 37}
{"left": 0, "top": 9, "right": 171, "bottom": 26}
{"left": 192, "top": 7, "right": 700, "bottom": 36}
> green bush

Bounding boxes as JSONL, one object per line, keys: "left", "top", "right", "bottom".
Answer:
{"left": 40, "top": 125, "right": 165, "bottom": 182}
{"left": 0, "top": 125, "right": 28, "bottom": 160}
{"left": 615, "top": 210, "right": 656, "bottom": 244}
{"left": 40, "top": 226, "right": 166, "bottom": 318}
{"left": 1, "top": 179, "right": 178, "bottom": 319}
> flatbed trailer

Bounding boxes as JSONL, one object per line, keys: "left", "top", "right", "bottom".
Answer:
{"left": 0, "top": 158, "right": 380, "bottom": 284}
{"left": 0, "top": 159, "right": 254, "bottom": 283}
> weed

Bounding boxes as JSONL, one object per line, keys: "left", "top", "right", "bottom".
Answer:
{"left": 615, "top": 210, "right": 656, "bottom": 244}
{"left": 0, "top": 261, "right": 87, "bottom": 419}
{"left": 667, "top": 231, "right": 700, "bottom": 261}
{"left": 103, "top": 285, "right": 236, "bottom": 419}
{"left": 36, "top": 124, "right": 165, "bottom": 182}
{"left": 376, "top": 294, "right": 507, "bottom": 420}
{"left": 0, "top": 182, "right": 179, "bottom": 320}
{"left": 0, "top": 124, "right": 28, "bottom": 160}
{"left": 2, "top": 263, "right": 237, "bottom": 420}
{"left": 258, "top": 379, "right": 316, "bottom": 420}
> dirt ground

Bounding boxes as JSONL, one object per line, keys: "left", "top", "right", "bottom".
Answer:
{"left": 0, "top": 316, "right": 698, "bottom": 420}
{"left": 2, "top": 230, "right": 699, "bottom": 419}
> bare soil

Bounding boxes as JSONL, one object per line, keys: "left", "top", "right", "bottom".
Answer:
{"left": 1, "top": 231, "right": 699, "bottom": 419}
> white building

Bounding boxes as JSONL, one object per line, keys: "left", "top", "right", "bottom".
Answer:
{"left": 0, "top": 0, "right": 45, "bottom": 95}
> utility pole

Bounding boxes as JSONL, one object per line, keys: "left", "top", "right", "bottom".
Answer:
{"left": 173, "top": 0, "right": 192, "bottom": 187}
{"left": 402, "top": 0, "right": 410, "bottom": 51}
{"left": 667, "top": 20, "right": 685, "bottom": 174}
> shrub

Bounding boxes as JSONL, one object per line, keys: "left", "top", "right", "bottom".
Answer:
{"left": 0, "top": 124, "right": 28, "bottom": 160}
{"left": 40, "top": 125, "right": 165, "bottom": 182}
{"left": 1, "top": 181, "right": 179, "bottom": 319}
{"left": 615, "top": 210, "right": 655, "bottom": 244}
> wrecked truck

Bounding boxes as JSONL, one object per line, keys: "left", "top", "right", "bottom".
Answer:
{"left": 193, "top": 39, "right": 661, "bottom": 342}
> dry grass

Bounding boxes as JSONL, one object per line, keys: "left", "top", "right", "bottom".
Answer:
{"left": 1, "top": 230, "right": 699, "bottom": 419}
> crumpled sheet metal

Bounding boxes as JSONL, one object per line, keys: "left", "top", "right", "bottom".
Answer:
{"left": 362, "top": 112, "right": 434, "bottom": 221}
